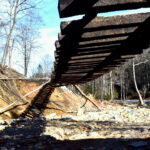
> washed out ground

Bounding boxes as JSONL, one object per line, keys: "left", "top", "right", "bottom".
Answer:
{"left": 0, "top": 82, "right": 150, "bottom": 149}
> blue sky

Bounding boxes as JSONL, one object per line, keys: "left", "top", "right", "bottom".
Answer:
{"left": 28, "top": 0, "right": 150, "bottom": 75}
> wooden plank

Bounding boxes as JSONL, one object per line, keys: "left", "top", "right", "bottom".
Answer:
{"left": 78, "top": 39, "right": 124, "bottom": 49}
{"left": 80, "top": 33, "right": 131, "bottom": 42}
{"left": 79, "top": 36, "right": 128, "bottom": 46}
{"left": 80, "top": 16, "right": 150, "bottom": 82}
{"left": 67, "top": 66, "right": 97, "bottom": 70}
{"left": 58, "top": 28, "right": 137, "bottom": 50}
{"left": 55, "top": 57, "right": 97, "bottom": 63}
{"left": 55, "top": 52, "right": 109, "bottom": 63}
{"left": 56, "top": 54, "right": 108, "bottom": 62}
{"left": 55, "top": 50, "right": 111, "bottom": 59}
{"left": 64, "top": 70, "right": 94, "bottom": 74}
{"left": 56, "top": 62, "right": 100, "bottom": 67}
{"left": 56, "top": 45, "right": 120, "bottom": 56}
{"left": 120, "top": 55, "right": 136, "bottom": 59}
{"left": 61, "top": 73, "right": 87, "bottom": 76}
{"left": 59, "top": 33, "right": 129, "bottom": 46}
{"left": 59, "top": 29, "right": 134, "bottom": 44}
{"left": 77, "top": 45, "right": 120, "bottom": 51}
{"left": 77, "top": 49, "right": 115, "bottom": 55}
{"left": 61, "top": 13, "right": 150, "bottom": 34}
{"left": 56, "top": 45, "right": 119, "bottom": 53}
{"left": 58, "top": 0, "right": 150, "bottom": 17}
{"left": 60, "top": 27, "right": 138, "bottom": 45}
{"left": 70, "top": 53, "right": 110, "bottom": 60}
{"left": 68, "top": 58, "right": 105, "bottom": 64}
{"left": 67, "top": 64, "right": 117, "bottom": 70}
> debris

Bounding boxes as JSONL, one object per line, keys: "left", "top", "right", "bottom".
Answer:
{"left": 0, "top": 126, "right": 5, "bottom": 131}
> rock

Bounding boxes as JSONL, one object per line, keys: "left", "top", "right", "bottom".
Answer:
{"left": 44, "top": 127, "right": 64, "bottom": 140}
{"left": 3, "top": 135, "right": 12, "bottom": 139}
{"left": 70, "top": 133, "right": 87, "bottom": 140}
{"left": 46, "top": 113, "right": 56, "bottom": 119}
{"left": 0, "top": 120, "right": 7, "bottom": 125}
{"left": 77, "top": 108, "right": 85, "bottom": 116}
{"left": 109, "top": 116, "right": 116, "bottom": 120}
{"left": 0, "top": 147, "right": 8, "bottom": 150}
{"left": 0, "top": 125, "right": 5, "bottom": 131}
{"left": 129, "top": 141, "right": 148, "bottom": 148}
{"left": 5, "top": 119, "right": 13, "bottom": 125}
{"left": 89, "top": 132, "right": 100, "bottom": 137}
{"left": 31, "top": 108, "right": 40, "bottom": 114}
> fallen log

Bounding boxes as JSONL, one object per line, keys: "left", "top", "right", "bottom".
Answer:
{"left": 74, "top": 85, "right": 101, "bottom": 110}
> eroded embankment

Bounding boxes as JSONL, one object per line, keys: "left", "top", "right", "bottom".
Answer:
{"left": 0, "top": 76, "right": 101, "bottom": 120}
{"left": 0, "top": 79, "right": 44, "bottom": 119}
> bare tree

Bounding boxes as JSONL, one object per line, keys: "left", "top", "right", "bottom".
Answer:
{"left": 17, "top": 23, "right": 38, "bottom": 76}
{"left": 132, "top": 59, "right": 148, "bottom": 106}
{"left": 110, "top": 71, "right": 114, "bottom": 100}
{"left": 42, "top": 54, "right": 53, "bottom": 77}
{"left": 1, "top": 0, "right": 40, "bottom": 67}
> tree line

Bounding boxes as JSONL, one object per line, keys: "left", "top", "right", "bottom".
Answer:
{"left": 0, "top": 0, "right": 45, "bottom": 76}
{"left": 79, "top": 49, "right": 150, "bottom": 102}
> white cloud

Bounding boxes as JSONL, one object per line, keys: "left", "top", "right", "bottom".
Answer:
{"left": 10, "top": 27, "right": 59, "bottom": 76}
{"left": 29, "top": 27, "right": 59, "bottom": 73}
{"left": 38, "top": 27, "right": 59, "bottom": 59}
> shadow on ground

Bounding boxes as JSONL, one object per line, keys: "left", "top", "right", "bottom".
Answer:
{"left": 0, "top": 117, "right": 150, "bottom": 150}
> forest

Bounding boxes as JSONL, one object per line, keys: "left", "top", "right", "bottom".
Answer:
{"left": 79, "top": 48, "right": 150, "bottom": 101}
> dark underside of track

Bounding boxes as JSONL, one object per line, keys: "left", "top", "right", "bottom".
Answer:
{"left": 51, "top": 0, "right": 150, "bottom": 86}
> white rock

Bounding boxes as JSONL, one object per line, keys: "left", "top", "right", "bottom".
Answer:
{"left": 3, "top": 135, "right": 12, "bottom": 139}
{"left": 44, "top": 127, "right": 64, "bottom": 140}
{"left": 89, "top": 132, "right": 100, "bottom": 137}
{"left": 0, "top": 125, "right": 5, "bottom": 131}
{"left": 46, "top": 113, "right": 56, "bottom": 119}
{"left": 77, "top": 108, "right": 85, "bottom": 116}
{"left": 0, "top": 120, "right": 6, "bottom": 125}
{"left": 69, "top": 133, "right": 87, "bottom": 140}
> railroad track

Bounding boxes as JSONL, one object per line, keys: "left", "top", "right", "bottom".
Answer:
{"left": 51, "top": 0, "right": 150, "bottom": 85}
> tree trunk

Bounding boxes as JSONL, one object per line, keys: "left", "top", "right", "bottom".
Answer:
{"left": 2, "top": 32, "right": 12, "bottom": 66}
{"left": 123, "top": 71, "right": 126, "bottom": 100}
{"left": 9, "top": 38, "right": 15, "bottom": 68}
{"left": 74, "top": 85, "right": 101, "bottom": 110}
{"left": 120, "top": 71, "right": 123, "bottom": 101}
{"left": 1, "top": 0, "right": 19, "bottom": 66}
{"left": 24, "top": 43, "right": 27, "bottom": 76}
{"left": 133, "top": 59, "right": 144, "bottom": 105}
{"left": 100, "top": 77, "right": 103, "bottom": 100}
{"left": 110, "top": 71, "right": 114, "bottom": 100}
{"left": 103, "top": 75, "right": 106, "bottom": 99}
